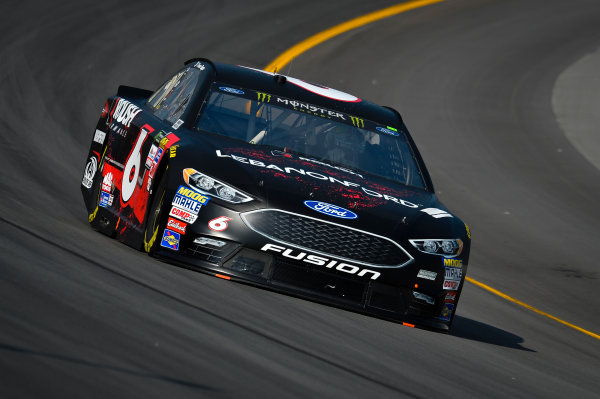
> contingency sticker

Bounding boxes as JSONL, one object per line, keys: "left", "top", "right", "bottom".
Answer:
{"left": 160, "top": 229, "right": 180, "bottom": 250}
{"left": 171, "top": 185, "right": 210, "bottom": 214}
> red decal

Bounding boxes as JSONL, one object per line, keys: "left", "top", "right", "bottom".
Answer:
{"left": 167, "top": 217, "right": 187, "bottom": 234}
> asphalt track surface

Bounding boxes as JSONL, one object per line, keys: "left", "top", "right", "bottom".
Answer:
{"left": 1, "top": 0, "right": 600, "bottom": 397}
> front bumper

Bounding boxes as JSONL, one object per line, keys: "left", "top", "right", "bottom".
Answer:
{"left": 153, "top": 202, "right": 457, "bottom": 331}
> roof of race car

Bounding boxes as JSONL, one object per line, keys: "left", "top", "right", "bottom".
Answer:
{"left": 185, "top": 58, "right": 403, "bottom": 128}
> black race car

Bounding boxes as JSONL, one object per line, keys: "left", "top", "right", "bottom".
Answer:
{"left": 81, "top": 58, "right": 470, "bottom": 330}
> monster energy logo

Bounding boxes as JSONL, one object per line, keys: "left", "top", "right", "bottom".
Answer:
{"left": 350, "top": 116, "right": 364, "bottom": 128}
{"left": 256, "top": 92, "right": 272, "bottom": 103}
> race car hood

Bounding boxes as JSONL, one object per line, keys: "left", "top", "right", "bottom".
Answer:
{"left": 177, "top": 135, "right": 461, "bottom": 240}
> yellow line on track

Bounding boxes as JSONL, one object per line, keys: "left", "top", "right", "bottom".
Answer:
{"left": 263, "top": 0, "right": 600, "bottom": 341}
{"left": 466, "top": 277, "right": 600, "bottom": 340}
{"left": 263, "top": 0, "right": 446, "bottom": 72}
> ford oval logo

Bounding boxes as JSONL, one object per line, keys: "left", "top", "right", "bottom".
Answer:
{"left": 219, "top": 87, "right": 244, "bottom": 95}
{"left": 303, "top": 201, "right": 358, "bottom": 219}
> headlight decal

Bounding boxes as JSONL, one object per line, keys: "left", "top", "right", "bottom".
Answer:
{"left": 409, "top": 239, "right": 463, "bottom": 257}
{"left": 183, "top": 168, "right": 253, "bottom": 204}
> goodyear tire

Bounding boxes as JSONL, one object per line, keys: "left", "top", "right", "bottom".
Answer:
{"left": 143, "top": 167, "right": 168, "bottom": 254}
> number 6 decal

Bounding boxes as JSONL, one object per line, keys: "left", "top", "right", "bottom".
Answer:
{"left": 122, "top": 124, "right": 154, "bottom": 203}
{"left": 208, "top": 216, "right": 232, "bottom": 231}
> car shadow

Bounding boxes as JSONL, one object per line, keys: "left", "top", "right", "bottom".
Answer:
{"left": 449, "top": 316, "right": 535, "bottom": 351}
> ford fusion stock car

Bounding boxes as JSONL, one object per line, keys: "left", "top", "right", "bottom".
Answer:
{"left": 81, "top": 58, "right": 470, "bottom": 330}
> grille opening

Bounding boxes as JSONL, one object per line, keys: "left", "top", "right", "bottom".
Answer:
{"left": 242, "top": 210, "right": 412, "bottom": 267}
{"left": 185, "top": 237, "right": 240, "bottom": 265}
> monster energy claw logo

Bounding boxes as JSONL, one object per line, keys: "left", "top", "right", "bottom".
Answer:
{"left": 350, "top": 116, "right": 364, "bottom": 128}
{"left": 257, "top": 92, "right": 272, "bottom": 103}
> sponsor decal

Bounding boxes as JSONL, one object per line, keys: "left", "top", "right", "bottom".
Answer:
{"left": 303, "top": 200, "right": 358, "bottom": 219}
{"left": 99, "top": 191, "right": 113, "bottom": 208}
{"left": 169, "top": 206, "right": 198, "bottom": 223}
{"left": 220, "top": 87, "right": 244, "bottom": 95}
{"left": 82, "top": 156, "right": 97, "bottom": 189}
{"left": 443, "top": 280, "right": 460, "bottom": 290}
{"left": 110, "top": 98, "right": 141, "bottom": 129}
{"left": 208, "top": 216, "right": 232, "bottom": 231}
{"left": 271, "top": 149, "right": 293, "bottom": 158}
{"left": 93, "top": 129, "right": 106, "bottom": 144}
{"left": 275, "top": 97, "right": 346, "bottom": 120}
{"left": 421, "top": 208, "right": 453, "bottom": 219}
{"left": 160, "top": 229, "right": 180, "bottom": 250}
{"left": 153, "top": 147, "right": 164, "bottom": 164}
{"left": 156, "top": 130, "right": 168, "bottom": 142}
{"left": 167, "top": 217, "right": 187, "bottom": 234}
{"left": 298, "top": 156, "right": 364, "bottom": 178}
{"left": 148, "top": 148, "right": 164, "bottom": 179}
{"left": 160, "top": 132, "right": 180, "bottom": 149}
{"left": 443, "top": 258, "right": 463, "bottom": 267}
{"left": 171, "top": 185, "right": 210, "bottom": 214}
{"left": 102, "top": 172, "right": 113, "bottom": 193}
{"left": 350, "top": 116, "right": 364, "bottom": 128}
{"left": 261, "top": 243, "right": 380, "bottom": 280}
{"left": 465, "top": 223, "right": 471, "bottom": 239}
{"left": 445, "top": 291, "right": 457, "bottom": 302}
{"left": 169, "top": 145, "right": 178, "bottom": 158}
{"left": 438, "top": 303, "right": 454, "bottom": 321}
{"left": 193, "top": 62, "right": 205, "bottom": 70}
{"left": 145, "top": 144, "right": 158, "bottom": 169}
{"left": 417, "top": 269, "right": 437, "bottom": 280}
{"left": 376, "top": 126, "right": 399, "bottom": 136}
{"left": 146, "top": 176, "right": 152, "bottom": 192}
{"left": 172, "top": 119, "right": 184, "bottom": 130}
{"left": 256, "top": 92, "right": 272, "bottom": 103}
{"left": 444, "top": 265, "right": 462, "bottom": 281}
{"left": 216, "top": 150, "right": 420, "bottom": 209}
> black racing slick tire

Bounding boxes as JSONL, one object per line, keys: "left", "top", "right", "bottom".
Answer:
{"left": 143, "top": 167, "right": 168, "bottom": 254}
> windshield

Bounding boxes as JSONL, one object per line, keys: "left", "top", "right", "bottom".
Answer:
{"left": 195, "top": 83, "right": 426, "bottom": 189}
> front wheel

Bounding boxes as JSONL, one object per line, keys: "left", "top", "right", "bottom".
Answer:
{"left": 143, "top": 167, "right": 168, "bottom": 253}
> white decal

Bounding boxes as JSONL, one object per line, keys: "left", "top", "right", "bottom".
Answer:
{"left": 421, "top": 208, "right": 453, "bottom": 219}
{"left": 121, "top": 126, "right": 151, "bottom": 203}
{"left": 111, "top": 98, "right": 142, "bottom": 128}
{"left": 417, "top": 269, "right": 437, "bottom": 280}
{"left": 208, "top": 216, "right": 232, "bottom": 231}
{"left": 240, "top": 66, "right": 361, "bottom": 102}
{"left": 172, "top": 119, "right": 184, "bottom": 130}
{"left": 93, "top": 129, "right": 106, "bottom": 144}
{"left": 145, "top": 144, "right": 158, "bottom": 169}
{"left": 82, "top": 156, "right": 97, "bottom": 189}
{"left": 169, "top": 206, "right": 198, "bottom": 223}
{"left": 443, "top": 280, "right": 460, "bottom": 290}
{"left": 102, "top": 172, "right": 113, "bottom": 193}
{"left": 167, "top": 218, "right": 187, "bottom": 234}
{"left": 260, "top": 243, "right": 381, "bottom": 280}
{"left": 444, "top": 266, "right": 463, "bottom": 281}
{"left": 216, "top": 150, "right": 420, "bottom": 210}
